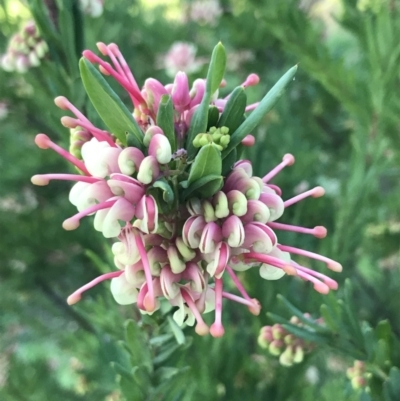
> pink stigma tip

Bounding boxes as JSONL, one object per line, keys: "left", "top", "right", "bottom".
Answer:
{"left": 312, "top": 186, "right": 325, "bottom": 198}
{"left": 31, "top": 175, "right": 49, "bottom": 186}
{"left": 244, "top": 73, "right": 260, "bottom": 86}
{"left": 143, "top": 296, "right": 157, "bottom": 313}
{"left": 67, "top": 294, "right": 81, "bottom": 305}
{"left": 210, "top": 323, "right": 225, "bottom": 338}
{"left": 328, "top": 262, "right": 343, "bottom": 273}
{"left": 108, "top": 43, "right": 119, "bottom": 55}
{"left": 54, "top": 96, "right": 69, "bottom": 110}
{"left": 82, "top": 50, "right": 96, "bottom": 62}
{"left": 314, "top": 226, "right": 327, "bottom": 238}
{"left": 195, "top": 323, "right": 210, "bottom": 336}
{"left": 220, "top": 79, "right": 227, "bottom": 88}
{"left": 96, "top": 42, "right": 108, "bottom": 55}
{"left": 35, "top": 134, "right": 50, "bottom": 149}
{"left": 99, "top": 65, "right": 110, "bottom": 75}
{"left": 61, "top": 116, "right": 78, "bottom": 128}
{"left": 314, "top": 282, "right": 330, "bottom": 294}
{"left": 62, "top": 218, "right": 80, "bottom": 231}
{"left": 248, "top": 299, "right": 261, "bottom": 316}
{"left": 283, "top": 265, "right": 298, "bottom": 276}
{"left": 283, "top": 154, "right": 295, "bottom": 165}
{"left": 241, "top": 135, "right": 255, "bottom": 147}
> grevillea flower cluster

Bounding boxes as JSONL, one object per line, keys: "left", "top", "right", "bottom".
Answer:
{"left": 163, "top": 42, "right": 205, "bottom": 78}
{"left": 347, "top": 361, "right": 370, "bottom": 390}
{"left": 258, "top": 315, "right": 322, "bottom": 366}
{"left": 31, "top": 42, "right": 342, "bottom": 337}
{"left": 186, "top": 0, "right": 223, "bottom": 26}
{"left": 79, "top": 0, "right": 104, "bottom": 18}
{"left": 1, "top": 21, "right": 48, "bottom": 73}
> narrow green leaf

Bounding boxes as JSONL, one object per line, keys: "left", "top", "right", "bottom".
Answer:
{"left": 207, "top": 106, "right": 220, "bottom": 129}
{"left": 186, "top": 43, "right": 227, "bottom": 159}
{"left": 222, "top": 65, "right": 298, "bottom": 159}
{"left": 153, "top": 343, "right": 182, "bottom": 365}
{"left": 182, "top": 175, "right": 223, "bottom": 200}
{"left": 157, "top": 95, "right": 176, "bottom": 151}
{"left": 320, "top": 304, "right": 339, "bottom": 332}
{"left": 221, "top": 148, "right": 237, "bottom": 176}
{"left": 277, "top": 294, "right": 330, "bottom": 333}
{"left": 167, "top": 316, "right": 186, "bottom": 345}
{"left": 111, "top": 361, "right": 133, "bottom": 380}
{"left": 281, "top": 324, "right": 328, "bottom": 345}
{"left": 217, "top": 86, "right": 247, "bottom": 133}
{"left": 57, "top": 0, "right": 79, "bottom": 77}
{"left": 125, "top": 320, "right": 152, "bottom": 373}
{"left": 206, "top": 42, "right": 227, "bottom": 95}
{"left": 79, "top": 58, "right": 143, "bottom": 147}
{"left": 188, "top": 143, "right": 222, "bottom": 185}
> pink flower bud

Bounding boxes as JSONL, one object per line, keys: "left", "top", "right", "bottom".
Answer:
{"left": 143, "top": 78, "right": 168, "bottom": 115}
{"left": 137, "top": 155, "right": 159, "bottom": 184}
{"left": 148, "top": 134, "right": 172, "bottom": 164}
{"left": 172, "top": 71, "right": 191, "bottom": 112}
{"left": 222, "top": 215, "right": 245, "bottom": 247}
{"left": 118, "top": 147, "right": 145, "bottom": 175}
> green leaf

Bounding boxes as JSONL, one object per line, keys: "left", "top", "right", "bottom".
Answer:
{"left": 206, "top": 42, "right": 227, "bottom": 96}
{"left": 111, "top": 361, "right": 133, "bottom": 380}
{"left": 277, "top": 294, "right": 330, "bottom": 333}
{"left": 125, "top": 320, "right": 152, "bottom": 373}
{"left": 167, "top": 316, "right": 186, "bottom": 345}
{"left": 151, "top": 178, "right": 174, "bottom": 203}
{"left": 79, "top": 58, "right": 143, "bottom": 147}
{"left": 222, "top": 148, "right": 237, "bottom": 176}
{"left": 186, "top": 43, "right": 227, "bottom": 159}
{"left": 207, "top": 106, "right": 220, "bottom": 129}
{"left": 188, "top": 143, "right": 222, "bottom": 185}
{"left": 281, "top": 324, "right": 328, "bottom": 345}
{"left": 320, "top": 304, "right": 339, "bottom": 332}
{"left": 157, "top": 95, "right": 176, "bottom": 151}
{"left": 362, "top": 322, "right": 376, "bottom": 360}
{"left": 182, "top": 174, "right": 223, "bottom": 200}
{"left": 222, "top": 65, "right": 298, "bottom": 159}
{"left": 153, "top": 343, "right": 182, "bottom": 365}
{"left": 217, "top": 86, "right": 247, "bottom": 133}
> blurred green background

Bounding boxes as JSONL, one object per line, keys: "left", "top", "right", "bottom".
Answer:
{"left": 0, "top": 0, "right": 399, "bottom": 400}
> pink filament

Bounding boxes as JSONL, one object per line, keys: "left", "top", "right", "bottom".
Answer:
{"left": 221, "top": 291, "right": 256, "bottom": 308}
{"left": 83, "top": 50, "right": 145, "bottom": 107}
{"left": 226, "top": 266, "right": 252, "bottom": 301}
{"left": 268, "top": 222, "right": 327, "bottom": 238}
{"left": 277, "top": 245, "right": 342, "bottom": 272}
{"left": 262, "top": 154, "right": 295, "bottom": 183}
{"left": 245, "top": 252, "right": 334, "bottom": 294}
{"left": 245, "top": 102, "right": 260, "bottom": 112}
{"left": 107, "top": 43, "right": 140, "bottom": 92}
{"left": 210, "top": 278, "right": 224, "bottom": 337}
{"left": 35, "top": 134, "right": 90, "bottom": 175}
{"left": 134, "top": 231, "right": 156, "bottom": 312}
{"left": 181, "top": 289, "right": 209, "bottom": 335}
{"left": 33, "top": 174, "right": 101, "bottom": 185}
{"left": 67, "top": 270, "right": 123, "bottom": 305}
{"left": 63, "top": 200, "right": 117, "bottom": 230}
{"left": 284, "top": 187, "right": 325, "bottom": 208}
{"left": 57, "top": 97, "right": 115, "bottom": 146}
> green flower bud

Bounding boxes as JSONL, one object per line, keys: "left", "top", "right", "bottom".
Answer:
{"left": 293, "top": 345, "right": 304, "bottom": 364}
{"left": 279, "top": 346, "right": 294, "bottom": 367}
{"left": 202, "top": 200, "right": 217, "bottom": 222}
{"left": 176, "top": 237, "right": 196, "bottom": 261}
{"left": 269, "top": 340, "right": 284, "bottom": 356}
